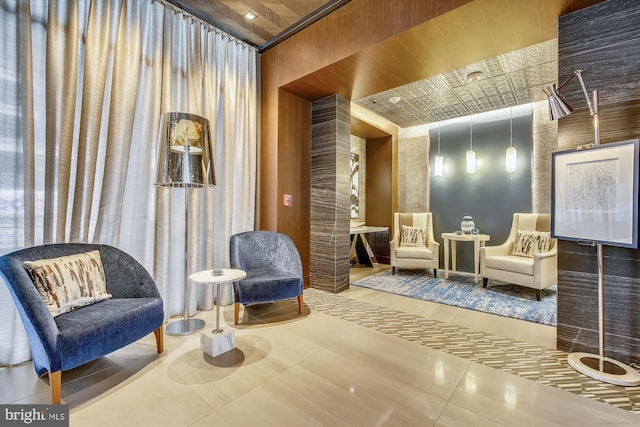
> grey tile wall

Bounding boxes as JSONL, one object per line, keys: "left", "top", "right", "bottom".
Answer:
{"left": 556, "top": 0, "right": 640, "bottom": 364}
{"left": 310, "top": 94, "right": 351, "bottom": 293}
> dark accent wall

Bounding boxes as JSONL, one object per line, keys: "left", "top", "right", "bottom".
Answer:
{"left": 556, "top": 0, "right": 640, "bottom": 364}
{"left": 430, "top": 108, "right": 532, "bottom": 273}
{"left": 310, "top": 94, "right": 351, "bottom": 293}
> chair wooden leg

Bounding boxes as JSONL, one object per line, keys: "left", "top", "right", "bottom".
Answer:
{"left": 392, "top": 267, "right": 396, "bottom": 275}
{"left": 234, "top": 302, "right": 240, "bottom": 325}
{"left": 482, "top": 277, "right": 488, "bottom": 288}
{"left": 153, "top": 327, "right": 164, "bottom": 353}
{"left": 297, "top": 294, "right": 304, "bottom": 314}
{"left": 50, "top": 371, "right": 61, "bottom": 404}
{"left": 536, "top": 289, "right": 542, "bottom": 301}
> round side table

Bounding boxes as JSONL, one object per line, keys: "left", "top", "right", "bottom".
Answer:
{"left": 189, "top": 268, "right": 246, "bottom": 357}
{"left": 189, "top": 268, "right": 246, "bottom": 333}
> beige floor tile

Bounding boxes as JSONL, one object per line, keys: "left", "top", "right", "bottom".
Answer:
{"left": 2, "top": 266, "right": 638, "bottom": 427}
{"left": 435, "top": 403, "right": 507, "bottom": 427}
{"left": 449, "top": 362, "right": 640, "bottom": 426}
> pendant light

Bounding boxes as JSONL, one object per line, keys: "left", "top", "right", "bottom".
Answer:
{"left": 434, "top": 123, "right": 444, "bottom": 177}
{"left": 506, "top": 108, "right": 517, "bottom": 173}
{"left": 466, "top": 116, "right": 476, "bottom": 174}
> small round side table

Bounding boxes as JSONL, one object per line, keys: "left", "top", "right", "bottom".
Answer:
{"left": 189, "top": 268, "right": 246, "bottom": 357}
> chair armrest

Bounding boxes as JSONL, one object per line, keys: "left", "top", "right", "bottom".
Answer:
{"left": 389, "top": 238, "right": 398, "bottom": 264}
{"left": 0, "top": 257, "right": 61, "bottom": 371}
{"left": 533, "top": 246, "right": 558, "bottom": 287}
{"left": 482, "top": 242, "right": 512, "bottom": 258}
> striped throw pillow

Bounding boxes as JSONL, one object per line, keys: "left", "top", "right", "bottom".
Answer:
{"left": 511, "top": 230, "right": 551, "bottom": 258}
{"left": 24, "top": 250, "right": 111, "bottom": 317}
{"left": 401, "top": 225, "right": 426, "bottom": 247}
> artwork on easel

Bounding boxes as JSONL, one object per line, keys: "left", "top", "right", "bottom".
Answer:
{"left": 552, "top": 139, "right": 639, "bottom": 248}
{"left": 350, "top": 153, "right": 360, "bottom": 219}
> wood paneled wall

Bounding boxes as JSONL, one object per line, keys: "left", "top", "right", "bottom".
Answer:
{"left": 260, "top": 0, "right": 601, "bottom": 285}
{"left": 276, "top": 90, "right": 312, "bottom": 285}
{"left": 556, "top": 0, "right": 640, "bottom": 364}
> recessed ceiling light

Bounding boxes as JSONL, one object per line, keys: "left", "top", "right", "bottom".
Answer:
{"left": 389, "top": 96, "right": 401, "bottom": 104}
{"left": 244, "top": 12, "right": 256, "bottom": 20}
{"left": 466, "top": 71, "right": 484, "bottom": 83}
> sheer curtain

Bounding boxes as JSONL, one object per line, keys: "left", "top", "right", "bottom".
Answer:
{"left": 0, "top": 0, "right": 258, "bottom": 365}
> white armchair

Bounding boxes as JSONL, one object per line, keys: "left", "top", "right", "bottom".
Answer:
{"left": 390, "top": 212, "right": 439, "bottom": 277}
{"left": 480, "top": 213, "right": 557, "bottom": 301}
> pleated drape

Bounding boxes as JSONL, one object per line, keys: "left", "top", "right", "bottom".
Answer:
{"left": 0, "top": 0, "right": 258, "bottom": 365}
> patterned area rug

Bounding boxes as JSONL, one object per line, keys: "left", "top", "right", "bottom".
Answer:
{"left": 352, "top": 270, "right": 557, "bottom": 326}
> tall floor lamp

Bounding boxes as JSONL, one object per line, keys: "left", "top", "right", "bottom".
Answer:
{"left": 155, "top": 112, "right": 216, "bottom": 336}
{"left": 544, "top": 70, "right": 640, "bottom": 386}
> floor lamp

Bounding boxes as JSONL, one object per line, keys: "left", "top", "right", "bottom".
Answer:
{"left": 155, "top": 112, "right": 216, "bottom": 336}
{"left": 544, "top": 70, "right": 640, "bottom": 386}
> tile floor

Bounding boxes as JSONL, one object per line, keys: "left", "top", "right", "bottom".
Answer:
{"left": 1, "top": 265, "right": 640, "bottom": 426}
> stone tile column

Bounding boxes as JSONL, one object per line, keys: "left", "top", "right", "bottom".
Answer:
{"left": 310, "top": 94, "right": 350, "bottom": 293}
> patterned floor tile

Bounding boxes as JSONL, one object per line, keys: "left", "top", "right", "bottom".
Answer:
{"left": 300, "top": 287, "right": 640, "bottom": 414}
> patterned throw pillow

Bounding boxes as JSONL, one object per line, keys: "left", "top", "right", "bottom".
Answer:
{"left": 401, "top": 225, "right": 426, "bottom": 247}
{"left": 24, "top": 250, "right": 111, "bottom": 317}
{"left": 511, "top": 230, "right": 551, "bottom": 258}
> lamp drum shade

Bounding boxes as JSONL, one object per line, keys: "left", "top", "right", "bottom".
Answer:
{"left": 155, "top": 112, "right": 216, "bottom": 187}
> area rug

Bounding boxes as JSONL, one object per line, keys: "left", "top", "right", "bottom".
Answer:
{"left": 352, "top": 270, "right": 556, "bottom": 326}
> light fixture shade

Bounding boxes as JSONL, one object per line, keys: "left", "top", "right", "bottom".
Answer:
{"left": 434, "top": 155, "right": 444, "bottom": 177}
{"left": 505, "top": 146, "right": 517, "bottom": 173}
{"left": 466, "top": 150, "right": 476, "bottom": 174}
{"left": 543, "top": 83, "right": 574, "bottom": 120}
{"left": 155, "top": 112, "right": 216, "bottom": 187}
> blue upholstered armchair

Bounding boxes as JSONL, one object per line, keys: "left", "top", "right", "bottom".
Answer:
{"left": 229, "top": 231, "right": 304, "bottom": 325}
{"left": 0, "top": 243, "right": 164, "bottom": 404}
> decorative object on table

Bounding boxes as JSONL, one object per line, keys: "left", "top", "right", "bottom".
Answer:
{"left": 155, "top": 112, "right": 216, "bottom": 336}
{"left": 471, "top": 228, "right": 479, "bottom": 235}
{"left": 0, "top": 243, "right": 164, "bottom": 404}
{"left": 460, "top": 216, "right": 475, "bottom": 234}
{"left": 229, "top": 231, "right": 304, "bottom": 325}
{"left": 353, "top": 270, "right": 557, "bottom": 326}
{"left": 480, "top": 213, "right": 556, "bottom": 300}
{"left": 546, "top": 70, "right": 640, "bottom": 386}
{"left": 390, "top": 212, "right": 439, "bottom": 277}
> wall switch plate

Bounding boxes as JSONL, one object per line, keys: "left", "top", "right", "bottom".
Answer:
{"left": 282, "top": 194, "right": 292, "bottom": 207}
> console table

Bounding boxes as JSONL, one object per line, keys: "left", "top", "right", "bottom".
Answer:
{"left": 350, "top": 225, "right": 389, "bottom": 266}
{"left": 441, "top": 232, "right": 490, "bottom": 283}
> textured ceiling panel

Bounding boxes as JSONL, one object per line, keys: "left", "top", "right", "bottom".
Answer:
{"left": 353, "top": 39, "right": 558, "bottom": 128}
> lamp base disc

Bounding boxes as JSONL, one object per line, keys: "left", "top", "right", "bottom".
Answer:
{"left": 567, "top": 352, "right": 640, "bottom": 386}
{"left": 165, "top": 318, "right": 205, "bottom": 336}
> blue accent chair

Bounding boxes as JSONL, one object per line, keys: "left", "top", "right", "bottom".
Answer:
{"left": 230, "top": 231, "right": 304, "bottom": 325}
{"left": 0, "top": 243, "right": 164, "bottom": 404}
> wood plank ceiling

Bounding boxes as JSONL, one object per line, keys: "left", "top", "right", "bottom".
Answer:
{"left": 168, "top": 0, "right": 606, "bottom": 127}
{"left": 166, "top": 0, "right": 341, "bottom": 47}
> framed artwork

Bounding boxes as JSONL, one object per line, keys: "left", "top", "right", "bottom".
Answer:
{"left": 551, "top": 139, "right": 639, "bottom": 248}
{"left": 350, "top": 153, "right": 360, "bottom": 219}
